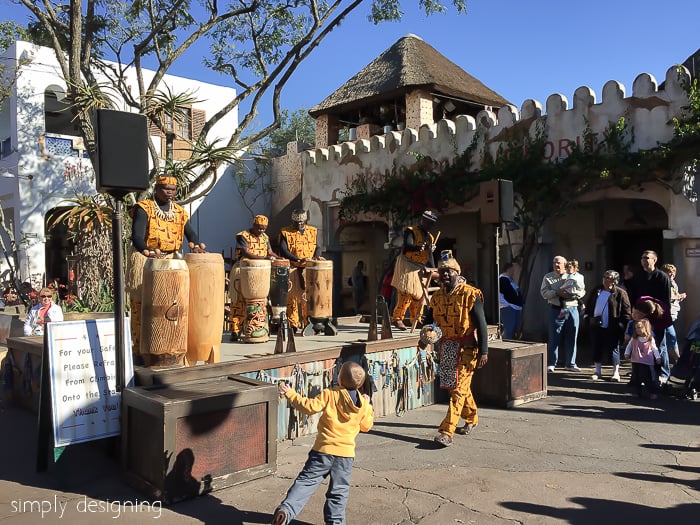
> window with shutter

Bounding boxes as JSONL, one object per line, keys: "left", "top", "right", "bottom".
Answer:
{"left": 152, "top": 106, "right": 206, "bottom": 161}
{"left": 192, "top": 109, "right": 206, "bottom": 139}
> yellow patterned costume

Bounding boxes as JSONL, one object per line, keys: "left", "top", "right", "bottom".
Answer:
{"left": 126, "top": 198, "right": 188, "bottom": 357}
{"left": 429, "top": 281, "right": 484, "bottom": 436}
{"left": 131, "top": 199, "right": 188, "bottom": 252}
{"left": 279, "top": 225, "right": 318, "bottom": 328}
{"left": 391, "top": 226, "right": 436, "bottom": 326}
{"left": 229, "top": 229, "right": 271, "bottom": 333}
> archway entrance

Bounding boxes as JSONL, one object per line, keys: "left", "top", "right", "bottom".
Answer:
{"left": 44, "top": 207, "right": 75, "bottom": 298}
{"left": 607, "top": 229, "right": 664, "bottom": 274}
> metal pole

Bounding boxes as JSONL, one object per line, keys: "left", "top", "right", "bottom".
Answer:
{"left": 112, "top": 197, "right": 126, "bottom": 392}
{"left": 495, "top": 225, "right": 501, "bottom": 339}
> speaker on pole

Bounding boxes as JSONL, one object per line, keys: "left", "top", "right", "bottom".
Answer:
{"left": 480, "top": 179, "right": 514, "bottom": 224}
{"left": 94, "top": 109, "right": 149, "bottom": 392}
{"left": 95, "top": 109, "right": 149, "bottom": 195}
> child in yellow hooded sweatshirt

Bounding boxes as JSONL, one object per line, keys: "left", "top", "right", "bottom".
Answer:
{"left": 273, "top": 361, "right": 374, "bottom": 525}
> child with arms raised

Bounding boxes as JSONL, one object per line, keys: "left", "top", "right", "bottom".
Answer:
{"left": 273, "top": 361, "right": 374, "bottom": 525}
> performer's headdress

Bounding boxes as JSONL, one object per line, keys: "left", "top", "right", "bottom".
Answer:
{"left": 156, "top": 175, "right": 177, "bottom": 186}
{"left": 291, "top": 209, "right": 307, "bottom": 222}
{"left": 438, "top": 249, "right": 461, "bottom": 273}
{"left": 254, "top": 214, "right": 269, "bottom": 226}
{"left": 422, "top": 210, "right": 438, "bottom": 223}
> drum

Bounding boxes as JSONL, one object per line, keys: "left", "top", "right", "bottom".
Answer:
{"left": 269, "top": 258, "right": 290, "bottom": 321}
{"left": 140, "top": 258, "right": 189, "bottom": 367}
{"left": 238, "top": 259, "right": 271, "bottom": 343}
{"left": 238, "top": 259, "right": 271, "bottom": 301}
{"left": 305, "top": 260, "right": 333, "bottom": 319}
{"left": 185, "top": 253, "right": 225, "bottom": 365}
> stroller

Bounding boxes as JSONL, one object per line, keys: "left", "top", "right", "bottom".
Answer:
{"left": 667, "top": 315, "right": 700, "bottom": 399}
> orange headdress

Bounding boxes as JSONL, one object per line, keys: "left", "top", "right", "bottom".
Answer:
{"left": 156, "top": 175, "right": 177, "bottom": 186}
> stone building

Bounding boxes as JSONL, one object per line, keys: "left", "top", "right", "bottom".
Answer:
{"left": 270, "top": 34, "right": 699, "bottom": 343}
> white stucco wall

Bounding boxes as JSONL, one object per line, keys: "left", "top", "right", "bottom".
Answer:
{"left": 0, "top": 41, "right": 240, "bottom": 285}
{"left": 188, "top": 159, "right": 269, "bottom": 260}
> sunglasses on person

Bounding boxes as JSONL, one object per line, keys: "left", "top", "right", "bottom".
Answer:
{"left": 40, "top": 294, "right": 52, "bottom": 298}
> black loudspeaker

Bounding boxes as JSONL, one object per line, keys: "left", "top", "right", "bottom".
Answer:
{"left": 95, "top": 109, "right": 149, "bottom": 194}
{"left": 480, "top": 179, "right": 514, "bottom": 224}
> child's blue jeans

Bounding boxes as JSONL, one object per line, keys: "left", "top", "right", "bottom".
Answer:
{"left": 276, "top": 450, "right": 354, "bottom": 525}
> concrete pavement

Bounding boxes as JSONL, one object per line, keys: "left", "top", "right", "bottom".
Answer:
{"left": 1, "top": 366, "right": 699, "bottom": 524}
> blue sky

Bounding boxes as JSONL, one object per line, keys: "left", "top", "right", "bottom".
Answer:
{"left": 5, "top": 0, "right": 700, "bottom": 125}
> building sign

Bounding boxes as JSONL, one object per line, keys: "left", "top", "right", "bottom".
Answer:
{"left": 686, "top": 247, "right": 700, "bottom": 257}
{"left": 46, "top": 319, "right": 133, "bottom": 447}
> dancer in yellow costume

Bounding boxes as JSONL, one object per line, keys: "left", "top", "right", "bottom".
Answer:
{"left": 279, "top": 209, "right": 324, "bottom": 330}
{"left": 391, "top": 210, "right": 439, "bottom": 330}
{"left": 228, "top": 215, "right": 279, "bottom": 341}
{"left": 419, "top": 251, "right": 489, "bottom": 447}
{"left": 127, "top": 175, "right": 205, "bottom": 361}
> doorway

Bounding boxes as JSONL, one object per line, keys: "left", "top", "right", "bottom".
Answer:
{"left": 607, "top": 229, "right": 664, "bottom": 274}
{"left": 44, "top": 207, "right": 75, "bottom": 297}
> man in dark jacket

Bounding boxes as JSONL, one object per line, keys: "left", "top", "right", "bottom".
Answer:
{"left": 631, "top": 250, "right": 672, "bottom": 381}
{"left": 585, "top": 270, "right": 631, "bottom": 381}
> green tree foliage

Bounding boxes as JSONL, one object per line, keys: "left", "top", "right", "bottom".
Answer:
{"left": 13, "top": 0, "right": 468, "bottom": 203}
{"left": 0, "top": 21, "right": 31, "bottom": 105}
{"left": 258, "top": 108, "right": 316, "bottom": 156}
{"left": 10, "top": 0, "right": 467, "bottom": 308}
{"left": 0, "top": 21, "right": 30, "bottom": 53}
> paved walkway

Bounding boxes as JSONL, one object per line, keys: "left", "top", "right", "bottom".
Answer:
{"left": 1, "top": 366, "right": 698, "bottom": 524}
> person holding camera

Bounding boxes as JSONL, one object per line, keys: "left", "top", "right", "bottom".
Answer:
{"left": 584, "top": 270, "right": 631, "bottom": 381}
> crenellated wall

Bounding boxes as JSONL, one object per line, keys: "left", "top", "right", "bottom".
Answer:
{"left": 267, "top": 63, "right": 700, "bottom": 337}
{"left": 302, "top": 65, "right": 690, "bottom": 176}
{"left": 280, "top": 65, "right": 695, "bottom": 243}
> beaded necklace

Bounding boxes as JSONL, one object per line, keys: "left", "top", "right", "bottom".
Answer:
{"left": 152, "top": 199, "right": 175, "bottom": 221}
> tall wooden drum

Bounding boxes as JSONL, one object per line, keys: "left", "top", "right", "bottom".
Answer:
{"left": 305, "top": 260, "right": 333, "bottom": 319}
{"left": 269, "top": 258, "right": 290, "bottom": 322}
{"left": 141, "top": 258, "right": 189, "bottom": 367}
{"left": 238, "top": 259, "right": 271, "bottom": 343}
{"left": 185, "top": 253, "right": 225, "bottom": 365}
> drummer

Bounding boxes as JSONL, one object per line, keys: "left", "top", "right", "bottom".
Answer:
{"left": 278, "top": 209, "right": 324, "bottom": 332}
{"left": 390, "top": 209, "right": 439, "bottom": 331}
{"left": 128, "top": 175, "right": 205, "bottom": 359}
{"left": 229, "top": 214, "right": 280, "bottom": 341}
